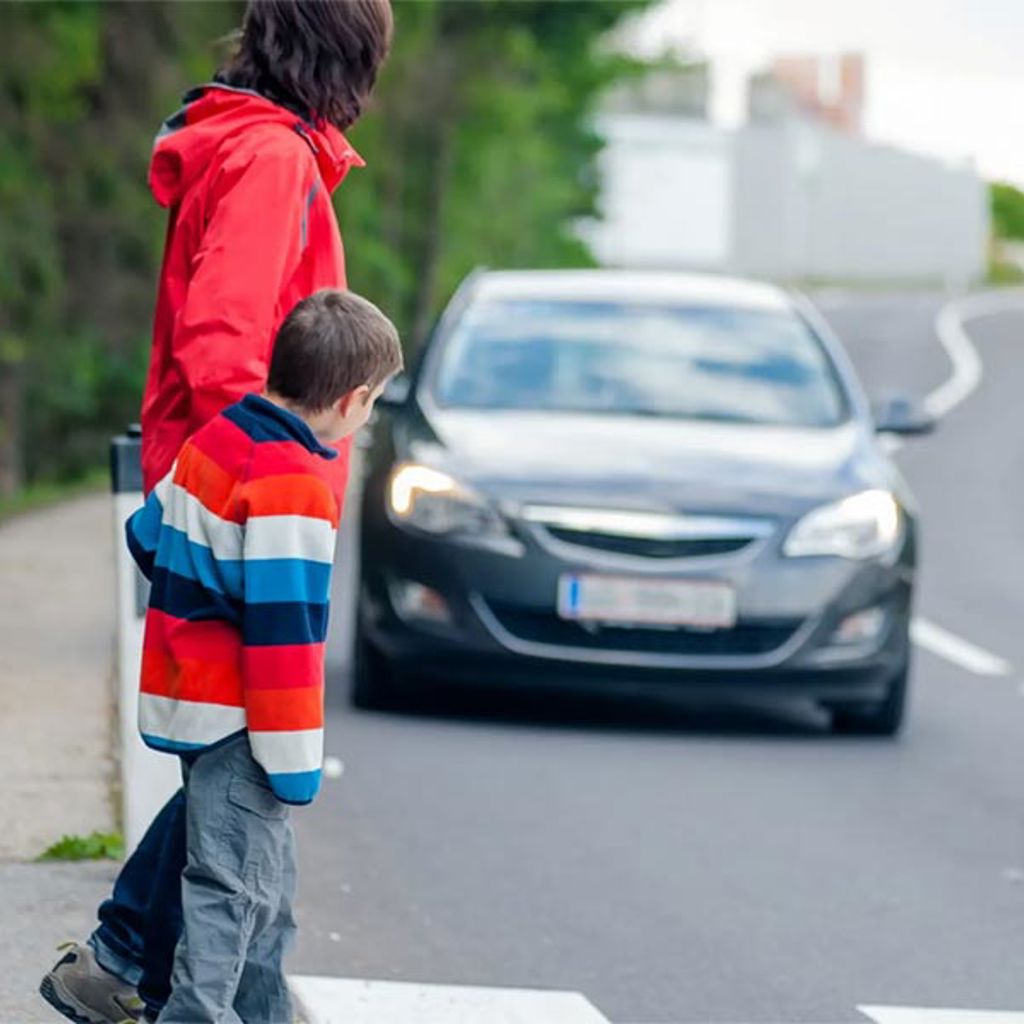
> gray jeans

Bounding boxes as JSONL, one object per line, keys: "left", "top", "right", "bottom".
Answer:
{"left": 157, "top": 734, "right": 297, "bottom": 1024}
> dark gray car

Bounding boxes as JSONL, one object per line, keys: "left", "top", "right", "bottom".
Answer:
{"left": 355, "top": 270, "right": 931, "bottom": 734}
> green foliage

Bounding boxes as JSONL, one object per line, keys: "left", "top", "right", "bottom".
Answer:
{"left": 991, "top": 181, "right": 1024, "bottom": 241}
{"left": 987, "top": 255, "right": 1024, "bottom": 285}
{"left": 38, "top": 830, "right": 125, "bottom": 862}
{"left": 341, "top": 0, "right": 653, "bottom": 345}
{"left": 0, "top": 0, "right": 653, "bottom": 492}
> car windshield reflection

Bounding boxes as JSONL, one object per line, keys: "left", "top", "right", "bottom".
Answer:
{"left": 433, "top": 299, "right": 849, "bottom": 428}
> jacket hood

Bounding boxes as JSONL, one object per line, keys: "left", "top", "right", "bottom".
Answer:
{"left": 148, "top": 83, "right": 365, "bottom": 208}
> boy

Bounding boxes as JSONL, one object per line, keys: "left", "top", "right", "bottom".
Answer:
{"left": 129, "top": 289, "right": 401, "bottom": 1023}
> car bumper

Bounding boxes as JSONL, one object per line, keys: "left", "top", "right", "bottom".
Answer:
{"left": 360, "top": 517, "right": 913, "bottom": 701}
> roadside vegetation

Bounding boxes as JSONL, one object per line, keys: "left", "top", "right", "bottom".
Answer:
{"left": 37, "top": 831, "right": 125, "bottom": 862}
{"left": 989, "top": 181, "right": 1024, "bottom": 284}
{"left": 0, "top": 0, "right": 653, "bottom": 501}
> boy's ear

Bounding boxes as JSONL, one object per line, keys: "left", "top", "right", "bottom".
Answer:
{"left": 339, "top": 385, "right": 372, "bottom": 416}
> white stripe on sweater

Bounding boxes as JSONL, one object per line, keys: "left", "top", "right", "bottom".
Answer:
{"left": 244, "top": 515, "right": 337, "bottom": 565}
{"left": 161, "top": 482, "right": 243, "bottom": 563}
{"left": 139, "top": 693, "right": 247, "bottom": 747}
{"left": 249, "top": 728, "right": 324, "bottom": 775}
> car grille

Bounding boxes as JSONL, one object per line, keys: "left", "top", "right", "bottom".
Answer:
{"left": 487, "top": 602, "right": 802, "bottom": 657}
{"left": 544, "top": 527, "right": 752, "bottom": 559}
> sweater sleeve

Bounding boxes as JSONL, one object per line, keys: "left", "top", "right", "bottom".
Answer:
{"left": 239, "top": 470, "right": 339, "bottom": 805}
{"left": 125, "top": 471, "right": 172, "bottom": 581}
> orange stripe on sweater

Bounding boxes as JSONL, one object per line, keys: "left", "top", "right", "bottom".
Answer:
{"left": 245, "top": 685, "right": 324, "bottom": 732}
{"left": 173, "top": 443, "right": 243, "bottom": 522}
{"left": 242, "top": 473, "right": 338, "bottom": 525}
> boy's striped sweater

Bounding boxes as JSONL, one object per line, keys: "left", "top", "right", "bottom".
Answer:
{"left": 127, "top": 394, "right": 340, "bottom": 805}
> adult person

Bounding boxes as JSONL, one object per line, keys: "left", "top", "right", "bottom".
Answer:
{"left": 40, "top": 3, "right": 393, "bottom": 1022}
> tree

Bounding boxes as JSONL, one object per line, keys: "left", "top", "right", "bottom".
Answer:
{"left": 991, "top": 181, "right": 1024, "bottom": 241}
{"left": 337, "top": 0, "right": 653, "bottom": 346}
{"left": 0, "top": 0, "right": 653, "bottom": 495}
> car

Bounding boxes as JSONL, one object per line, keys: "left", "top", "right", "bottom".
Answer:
{"left": 354, "top": 269, "right": 932, "bottom": 734}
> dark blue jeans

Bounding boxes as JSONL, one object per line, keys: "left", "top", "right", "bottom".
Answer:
{"left": 89, "top": 790, "right": 187, "bottom": 1017}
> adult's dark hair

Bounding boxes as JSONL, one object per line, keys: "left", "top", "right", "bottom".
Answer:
{"left": 219, "top": 0, "right": 393, "bottom": 130}
{"left": 268, "top": 289, "right": 403, "bottom": 411}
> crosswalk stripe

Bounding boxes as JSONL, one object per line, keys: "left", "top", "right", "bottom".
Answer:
{"left": 290, "top": 975, "right": 612, "bottom": 1024}
{"left": 860, "top": 1006, "right": 1024, "bottom": 1024}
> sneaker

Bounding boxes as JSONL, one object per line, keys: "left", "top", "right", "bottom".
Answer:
{"left": 39, "top": 941, "right": 144, "bottom": 1024}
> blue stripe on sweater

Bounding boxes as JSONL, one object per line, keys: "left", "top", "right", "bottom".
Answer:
{"left": 155, "top": 526, "right": 244, "bottom": 599}
{"left": 149, "top": 566, "right": 243, "bottom": 624}
{"left": 244, "top": 558, "right": 332, "bottom": 605}
{"left": 141, "top": 734, "right": 208, "bottom": 753}
{"left": 125, "top": 492, "right": 164, "bottom": 581}
{"left": 266, "top": 769, "right": 321, "bottom": 805}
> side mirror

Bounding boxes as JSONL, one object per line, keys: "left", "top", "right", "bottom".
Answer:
{"left": 872, "top": 396, "right": 936, "bottom": 436}
{"left": 378, "top": 373, "right": 411, "bottom": 410}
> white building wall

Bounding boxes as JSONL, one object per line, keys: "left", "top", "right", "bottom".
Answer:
{"left": 583, "top": 114, "right": 733, "bottom": 271}
{"left": 589, "top": 112, "right": 988, "bottom": 284}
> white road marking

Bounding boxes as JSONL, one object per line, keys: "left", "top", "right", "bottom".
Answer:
{"left": 859, "top": 1006, "right": 1024, "bottom": 1024}
{"left": 910, "top": 617, "right": 1011, "bottom": 677}
{"left": 322, "top": 756, "right": 344, "bottom": 780}
{"left": 290, "top": 976, "right": 611, "bottom": 1024}
{"left": 927, "top": 290, "right": 1024, "bottom": 420}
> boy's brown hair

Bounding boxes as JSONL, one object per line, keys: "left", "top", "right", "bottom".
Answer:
{"left": 268, "top": 289, "right": 403, "bottom": 411}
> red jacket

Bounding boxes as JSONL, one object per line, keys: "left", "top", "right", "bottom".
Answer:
{"left": 141, "top": 83, "right": 364, "bottom": 495}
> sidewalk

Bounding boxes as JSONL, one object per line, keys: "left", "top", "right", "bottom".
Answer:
{"left": 0, "top": 493, "right": 119, "bottom": 1020}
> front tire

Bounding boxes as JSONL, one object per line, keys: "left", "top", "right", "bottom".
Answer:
{"left": 350, "top": 626, "right": 408, "bottom": 710}
{"left": 829, "top": 663, "right": 909, "bottom": 737}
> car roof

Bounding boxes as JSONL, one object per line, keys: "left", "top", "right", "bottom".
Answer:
{"left": 470, "top": 269, "right": 793, "bottom": 312}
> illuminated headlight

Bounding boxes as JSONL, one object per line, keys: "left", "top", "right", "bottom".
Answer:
{"left": 387, "top": 463, "right": 508, "bottom": 539}
{"left": 784, "top": 489, "right": 902, "bottom": 560}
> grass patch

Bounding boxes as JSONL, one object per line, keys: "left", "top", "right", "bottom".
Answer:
{"left": 37, "top": 830, "right": 124, "bottom": 862}
{"left": 0, "top": 468, "right": 107, "bottom": 524}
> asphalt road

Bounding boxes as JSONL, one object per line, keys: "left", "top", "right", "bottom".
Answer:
{"left": 290, "top": 291, "right": 1024, "bottom": 1023}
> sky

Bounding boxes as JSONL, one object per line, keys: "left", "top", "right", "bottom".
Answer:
{"left": 623, "top": 0, "right": 1024, "bottom": 186}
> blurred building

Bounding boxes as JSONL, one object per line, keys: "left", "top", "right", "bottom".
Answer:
{"left": 582, "top": 58, "right": 988, "bottom": 285}
{"left": 750, "top": 54, "right": 865, "bottom": 136}
{"left": 602, "top": 62, "right": 711, "bottom": 120}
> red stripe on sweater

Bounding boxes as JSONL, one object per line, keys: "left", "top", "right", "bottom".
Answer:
{"left": 188, "top": 415, "right": 257, "bottom": 481}
{"left": 243, "top": 642, "right": 326, "bottom": 690}
{"left": 143, "top": 609, "right": 242, "bottom": 662}
{"left": 141, "top": 647, "right": 243, "bottom": 706}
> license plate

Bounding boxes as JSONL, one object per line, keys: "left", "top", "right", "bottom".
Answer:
{"left": 557, "top": 574, "right": 737, "bottom": 629}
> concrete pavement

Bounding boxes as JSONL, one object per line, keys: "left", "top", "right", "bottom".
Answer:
{"left": 0, "top": 493, "right": 118, "bottom": 1020}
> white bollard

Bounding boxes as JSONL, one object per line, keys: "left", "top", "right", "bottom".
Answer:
{"left": 110, "top": 428, "right": 180, "bottom": 854}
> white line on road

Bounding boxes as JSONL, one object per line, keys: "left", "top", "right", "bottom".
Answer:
{"left": 859, "top": 1005, "right": 1024, "bottom": 1024}
{"left": 888, "top": 294, "right": 1024, "bottom": 679}
{"left": 290, "top": 976, "right": 611, "bottom": 1024}
{"left": 926, "top": 290, "right": 1024, "bottom": 420}
{"left": 911, "top": 617, "right": 1011, "bottom": 677}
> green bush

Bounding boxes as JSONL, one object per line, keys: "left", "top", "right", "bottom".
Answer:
{"left": 38, "top": 830, "right": 125, "bottom": 862}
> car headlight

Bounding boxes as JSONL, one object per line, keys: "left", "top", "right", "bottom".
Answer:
{"left": 784, "top": 489, "right": 902, "bottom": 560}
{"left": 387, "top": 463, "right": 508, "bottom": 539}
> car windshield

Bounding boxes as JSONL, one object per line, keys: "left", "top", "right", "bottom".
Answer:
{"left": 433, "top": 299, "right": 848, "bottom": 427}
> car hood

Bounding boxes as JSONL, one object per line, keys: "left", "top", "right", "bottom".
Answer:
{"left": 405, "top": 408, "right": 889, "bottom": 518}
